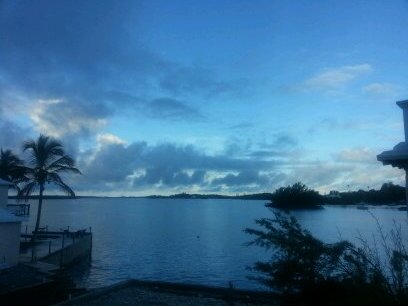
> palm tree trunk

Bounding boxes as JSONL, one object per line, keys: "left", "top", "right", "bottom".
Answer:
{"left": 33, "top": 184, "right": 44, "bottom": 242}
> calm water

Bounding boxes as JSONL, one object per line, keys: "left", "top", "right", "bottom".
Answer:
{"left": 21, "top": 198, "right": 408, "bottom": 290}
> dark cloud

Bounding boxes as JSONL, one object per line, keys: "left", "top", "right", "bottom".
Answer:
{"left": 30, "top": 99, "right": 110, "bottom": 137}
{"left": 159, "top": 65, "right": 244, "bottom": 97}
{"left": 0, "top": 0, "right": 240, "bottom": 134}
{"left": 0, "top": 120, "right": 29, "bottom": 151}
{"left": 147, "top": 98, "right": 204, "bottom": 120}
{"left": 78, "top": 141, "right": 277, "bottom": 191}
{"left": 134, "top": 169, "right": 206, "bottom": 187}
{"left": 211, "top": 170, "right": 270, "bottom": 187}
{"left": 272, "top": 134, "right": 298, "bottom": 148}
{"left": 81, "top": 142, "right": 147, "bottom": 184}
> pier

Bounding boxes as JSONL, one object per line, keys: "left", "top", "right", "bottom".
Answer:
{"left": 6, "top": 203, "right": 30, "bottom": 216}
{"left": 20, "top": 227, "right": 93, "bottom": 268}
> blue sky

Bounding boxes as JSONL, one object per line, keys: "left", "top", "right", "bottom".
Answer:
{"left": 1, "top": 0, "right": 408, "bottom": 195}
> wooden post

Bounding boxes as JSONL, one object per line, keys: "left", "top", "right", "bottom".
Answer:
{"left": 31, "top": 243, "right": 35, "bottom": 262}
{"left": 89, "top": 227, "right": 93, "bottom": 262}
{"left": 60, "top": 232, "right": 65, "bottom": 268}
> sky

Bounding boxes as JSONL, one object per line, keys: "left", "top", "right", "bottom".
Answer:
{"left": 1, "top": 0, "right": 408, "bottom": 196}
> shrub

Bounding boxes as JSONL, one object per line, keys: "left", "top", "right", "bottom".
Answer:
{"left": 268, "top": 182, "right": 322, "bottom": 209}
{"left": 245, "top": 212, "right": 408, "bottom": 305}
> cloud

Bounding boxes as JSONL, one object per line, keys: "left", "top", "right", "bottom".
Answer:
{"left": 29, "top": 99, "right": 108, "bottom": 138}
{"left": 334, "top": 147, "right": 378, "bottom": 164}
{"left": 210, "top": 170, "right": 271, "bottom": 187}
{"left": 134, "top": 169, "right": 207, "bottom": 188}
{"left": 271, "top": 134, "right": 298, "bottom": 148}
{"left": 362, "top": 82, "right": 399, "bottom": 97}
{"left": 284, "top": 163, "right": 354, "bottom": 192}
{"left": 0, "top": 119, "right": 29, "bottom": 151}
{"left": 0, "top": 0, "right": 241, "bottom": 133}
{"left": 223, "top": 132, "right": 298, "bottom": 159}
{"left": 96, "top": 133, "right": 127, "bottom": 146}
{"left": 307, "top": 117, "right": 382, "bottom": 135}
{"left": 248, "top": 150, "right": 289, "bottom": 158}
{"left": 77, "top": 140, "right": 278, "bottom": 192}
{"left": 159, "top": 65, "right": 244, "bottom": 97}
{"left": 303, "top": 64, "right": 372, "bottom": 91}
{"left": 68, "top": 136, "right": 406, "bottom": 195}
{"left": 147, "top": 98, "right": 204, "bottom": 120}
{"left": 342, "top": 165, "right": 403, "bottom": 190}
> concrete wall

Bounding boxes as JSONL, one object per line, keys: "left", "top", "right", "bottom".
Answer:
{"left": 0, "top": 222, "right": 21, "bottom": 266}
{"left": 43, "top": 234, "right": 92, "bottom": 267}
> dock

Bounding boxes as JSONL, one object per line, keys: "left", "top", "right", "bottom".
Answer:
{"left": 20, "top": 227, "right": 93, "bottom": 267}
{"left": 6, "top": 203, "right": 30, "bottom": 216}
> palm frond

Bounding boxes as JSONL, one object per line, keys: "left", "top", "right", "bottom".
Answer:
{"left": 46, "top": 155, "right": 76, "bottom": 170}
{"left": 0, "top": 148, "right": 27, "bottom": 188}
{"left": 50, "top": 165, "right": 81, "bottom": 175}
{"left": 18, "top": 181, "right": 38, "bottom": 199}
{"left": 48, "top": 173, "right": 75, "bottom": 197}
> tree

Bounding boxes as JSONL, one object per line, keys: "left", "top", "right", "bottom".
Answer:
{"left": 0, "top": 148, "right": 26, "bottom": 191}
{"left": 268, "top": 182, "right": 322, "bottom": 209}
{"left": 19, "top": 135, "right": 81, "bottom": 236}
{"left": 245, "top": 211, "right": 408, "bottom": 305}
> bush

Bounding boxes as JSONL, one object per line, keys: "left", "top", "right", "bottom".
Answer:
{"left": 245, "top": 212, "right": 408, "bottom": 305}
{"left": 268, "top": 182, "right": 322, "bottom": 209}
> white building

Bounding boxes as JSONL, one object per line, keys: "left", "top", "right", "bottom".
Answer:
{"left": 378, "top": 100, "right": 408, "bottom": 208}
{"left": 0, "top": 179, "right": 21, "bottom": 268}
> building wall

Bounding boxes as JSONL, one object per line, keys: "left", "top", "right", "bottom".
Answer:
{"left": 0, "top": 186, "right": 8, "bottom": 209}
{"left": 0, "top": 222, "right": 21, "bottom": 266}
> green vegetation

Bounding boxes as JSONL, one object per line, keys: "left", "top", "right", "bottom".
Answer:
{"left": 147, "top": 192, "right": 273, "bottom": 200}
{"left": 0, "top": 135, "right": 81, "bottom": 238}
{"left": 245, "top": 211, "right": 408, "bottom": 305}
{"left": 19, "top": 135, "right": 81, "bottom": 235}
{"left": 268, "top": 182, "right": 322, "bottom": 209}
{"left": 0, "top": 149, "right": 26, "bottom": 191}
{"left": 326, "top": 182, "right": 405, "bottom": 205}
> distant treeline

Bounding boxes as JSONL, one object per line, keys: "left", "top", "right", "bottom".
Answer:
{"left": 160, "top": 183, "right": 406, "bottom": 206}
{"left": 324, "top": 182, "right": 405, "bottom": 205}
{"left": 147, "top": 192, "right": 273, "bottom": 200}
{"left": 8, "top": 195, "right": 77, "bottom": 200}
{"left": 8, "top": 183, "right": 405, "bottom": 205}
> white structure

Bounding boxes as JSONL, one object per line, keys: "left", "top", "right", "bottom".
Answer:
{"left": 377, "top": 100, "right": 408, "bottom": 208}
{"left": 0, "top": 179, "right": 21, "bottom": 268}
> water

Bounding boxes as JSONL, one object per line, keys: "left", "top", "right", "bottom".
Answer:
{"left": 21, "top": 198, "right": 408, "bottom": 290}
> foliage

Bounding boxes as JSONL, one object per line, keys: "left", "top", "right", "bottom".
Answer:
{"left": 18, "top": 134, "right": 81, "bottom": 235}
{"left": 268, "top": 182, "right": 322, "bottom": 209}
{"left": 325, "top": 182, "right": 405, "bottom": 205}
{"left": 245, "top": 211, "right": 408, "bottom": 305}
{"left": 0, "top": 148, "right": 26, "bottom": 191}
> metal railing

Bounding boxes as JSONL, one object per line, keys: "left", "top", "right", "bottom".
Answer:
{"left": 7, "top": 203, "right": 30, "bottom": 216}
{"left": 20, "top": 225, "right": 92, "bottom": 267}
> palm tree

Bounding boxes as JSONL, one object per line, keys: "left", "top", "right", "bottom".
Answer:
{"left": 0, "top": 148, "right": 26, "bottom": 191}
{"left": 19, "top": 135, "right": 81, "bottom": 236}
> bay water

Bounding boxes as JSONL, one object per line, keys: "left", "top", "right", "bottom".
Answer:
{"left": 21, "top": 198, "right": 408, "bottom": 289}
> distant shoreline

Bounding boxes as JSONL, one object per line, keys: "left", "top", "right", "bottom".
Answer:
{"left": 8, "top": 192, "right": 273, "bottom": 201}
{"left": 8, "top": 192, "right": 407, "bottom": 207}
